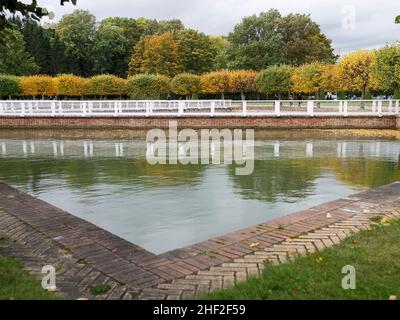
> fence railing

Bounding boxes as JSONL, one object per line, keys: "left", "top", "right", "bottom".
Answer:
{"left": 0, "top": 100, "right": 399, "bottom": 117}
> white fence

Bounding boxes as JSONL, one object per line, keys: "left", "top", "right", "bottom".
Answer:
{"left": 0, "top": 100, "right": 399, "bottom": 117}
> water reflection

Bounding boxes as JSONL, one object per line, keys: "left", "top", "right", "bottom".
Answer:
{"left": 0, "top": 138, "right": 399, "bottom": 253}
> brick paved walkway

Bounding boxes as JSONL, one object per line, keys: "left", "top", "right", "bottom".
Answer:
{"left": 0, "top": 182, "right": 399, "bottom": 300}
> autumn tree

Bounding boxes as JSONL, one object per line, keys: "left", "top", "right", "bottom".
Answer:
{"left": 291, "top": 62, "right": 328, "bottom": 98}
{"left": 128, "top": 33, "right": 182, "bottom": 77}
{"left": 200, "top": 71, "right": 230, "bottom": 99}
{"left": 228, "top": 70, "right": 258, "bottom": 100}
{"left": 20, "top": 75, "right": 56, "bottom": 97}
{"left": 55, "top": 74, "right": 86, "bottom": 97}
{"left": 337, "top": 50, "right": 376, "bottom": 99}
{"left": 209, "top": 36, "right": 229, "bottom": 70}
{"left": 127, "top": 74, "right": 170, "bottom": 99}
{"left": 170, "top": 73, "right": 201, "bottom": 99}
{"left": 257, "top": 65, "right": 292, "bottom": 99}
{"left": 175, "top": 29, "right": 217, "bottom": 74}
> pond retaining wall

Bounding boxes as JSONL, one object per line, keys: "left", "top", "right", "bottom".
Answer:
{"left": 0, "top": 115, "right": 397, "bottom": 130}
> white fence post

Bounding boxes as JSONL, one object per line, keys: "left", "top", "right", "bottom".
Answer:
{"left": 307, "top": 101, "right": 314, "bottom": 116}
{"left": 378, "top": 101, "right": 383, "bottom": 117}
{"left": 274, "top": 100, "right": 280, "bottom": 117}
{"left": 0, "top": 102, "right": 3, "bottom": 115}
{"left": 210, "top": 101, "right": 215, "bottom": 117}
{"left": 389, "top": 100, "right": 393, "bottom": 113}
{"left": 51, "top": 101, "right": 56, "bottom": 116}
{"left": 343, "top": 101, "right": 348, "bottom": 116}
{"left": 396, "top": 100, "right": 399, "bottom": 114}
{"left": 178, "top": 101, "right": 184, "bottom": 116}
{"left": 242, "top": 101, "right": 247, "bottom": 117}
{"left": 114, "top": 101, "right": 118, "bottom": 116}
{"left": 339, "top": 101, "right": 343, "bottom": 114}
{"left": 21, "top": 101, "right": 25, "bottom": 117}
{"left": 82, "top": 102, "right": 87, "bottom": 117}
{"left": 372, "top": 100, "right": 377, "bottom": 114}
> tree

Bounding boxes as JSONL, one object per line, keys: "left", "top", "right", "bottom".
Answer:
{"left": 128, "top": 33, "right": 182, "bottom": 77}
{"left": 158, "top": 19, "right": 185, "bottom": 34}
{"left": 291, "top": 62, "right": 328, "bottom": 98}
{"left": 372, "top": 45, "right": 400, "bottom": 93}
{"left": 170, "top": 73, "right": 200, "bottom": 99}
{"left": 228, "top": 70, "right": 258, "bottom": 100}
{"left": 201, "top": 71, "right": 230, "bottom": 99}
{"left": 56, "top": 10, "right": 96, "bottom": 76}
{"left": 257, "top": 65, "right": 292, "bottom": 99}
{"left": 1, "top": 0, "right": 77, "bottom": 32}
{"left": 226, "top": 10, "right": 284, "bottom": 70}
{"left": 209, "top": 36, "right": 229, "bottom": 70}
{"left": 89, "top": 75, "right": 127, "bottom": 97}
{"left": 127, "top": 74, "right": 170, "bottom": 99}
{"left": 55, "top": 74, "right": 86, "bottom": 97}
{"left": 0, "top": 75, "right": 21, "bottom": 98}
{"left": 0, "top": 28, "right": 39, "bottom": 75}
{"left": 337, "top": 50, "right": 376, "bottom": 99}
{"left": 20, "top": 75, "right": 56, "bottom": 97}
{"left": 93, "top": 24, "right": 128, "bottom": 76}
{"left": 175, "top": 29, "right": 217, "bottom": 74}
{"left": 278, "top": 13, "right": 336, "bottom": 65}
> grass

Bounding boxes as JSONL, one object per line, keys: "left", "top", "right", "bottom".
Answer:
{"left": 90, "top": 284, "right": 111, "bottom": 296}
{"left": 203, "top": 219, "right": 400, "bottom": 300}
{"left": 0, "top": 254, "right": 58, "bottom": 300}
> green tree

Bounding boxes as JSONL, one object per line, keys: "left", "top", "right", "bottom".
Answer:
{"left": 175, "top": 29, "right": 217, "bottom": 74}
{"left": 257, "top": 65, "right": 292, "bottom": 99}
{"left": 0, "top": 28, "right": 39, "bottom": 75}
{"left": 278, "top": 13, "right": 336, "bottom": 65}
{"left": 226, "top": 9, "right": 284, "bottom": 70}
{"left": 209, "top": 36, "right": 229, "bottom": 70}
{"left": 0, "top": 75, "right": 21, "bottom": 98}
{"left": 1, "top": 0, "right": 77, "bottom": 32}
{"left": 158, "top": 19, "right": 185, "bottom": 34}
{"left": 127, "top": 74, "right": 170, "bottom": 99}
{"left": 372, "top": 45, "right": 400, "bottom": 93}
{"left": 93, "top": 24, "right": 128, "bottom": 76}
{"left": 170, "top": 73, "right": 200, "bottom": 99}
{"left": 128, "top": 32, "right": 182, "bottom": 77}
{"left": 56, "top": 9, "right": 96, "bottom": 76}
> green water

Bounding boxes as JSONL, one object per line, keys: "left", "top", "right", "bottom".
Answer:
{"left": 0, "top": 138, "right": 399, "bottom": 253}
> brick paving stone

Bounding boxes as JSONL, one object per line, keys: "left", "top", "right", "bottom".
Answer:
{"left": 1, "top": 182, "right": 400, "bottom": 300}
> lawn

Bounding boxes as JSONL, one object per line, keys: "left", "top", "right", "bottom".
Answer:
{"left": 203, "top": 218, "right": 400, "bottom": 300}
{"left": 0, "top": 238, "right": 58, "bottom": 300}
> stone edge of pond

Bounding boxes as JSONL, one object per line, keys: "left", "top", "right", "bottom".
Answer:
{"left": 0, "top": 182, "right": 400, "bottom": 300}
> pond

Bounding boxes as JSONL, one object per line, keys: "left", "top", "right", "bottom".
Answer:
{"left": 0, "top": 133, "right": 399, "bottom": 253}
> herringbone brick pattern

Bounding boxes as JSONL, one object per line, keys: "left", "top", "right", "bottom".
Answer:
{"left": 0, "top": 182, "right": 399, "bottom": 300}
{"left": 138, "top": 207, "right": 400, "bottom": 300}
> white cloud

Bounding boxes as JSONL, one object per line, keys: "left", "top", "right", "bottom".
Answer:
{"left": 38, "top": 0, "right": 400, "bottom": 54}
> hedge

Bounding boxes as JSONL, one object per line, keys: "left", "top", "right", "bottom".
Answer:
{"left": 0, "top": 75, "right": 21, "bottom": 97}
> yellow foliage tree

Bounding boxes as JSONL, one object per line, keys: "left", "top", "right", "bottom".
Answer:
{"left": 337, "top": 50, "right": 376, "bottom": 99}
{"left": 291, "top": 62, "right": 338, "bottom": 98}
{"left": 20, "top": 75, "right": 56, "bottom": 97}
{"left": 200, "top": 71, "right": 230, "bottom": 99}
{"left": 55, "top": 74, "right": 86, "bottom": 97}
{"left": 128, "top": 33, "right": 182, "bottom": 78}
{"left": 228, "top": 70, "right": 258, "bottom": 100}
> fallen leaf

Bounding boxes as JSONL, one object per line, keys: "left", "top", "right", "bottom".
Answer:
{"left": 290, "top": 288, "right": 297, "bottom": 297}
{"left": 250, "top": 242, "right": 260, "bottom": 248}
{"left": 352, "top": 240, "right": 358, "bottom": 245}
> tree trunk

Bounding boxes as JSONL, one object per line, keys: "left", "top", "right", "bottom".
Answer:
{"left": 221, "top": 92, "right": 225, "bottom": 100}
{"left": 240, "top": 91, "right": 245, "bottom": 101}
{"left": 361, "top": 85, "right": 366, "bottom": 109}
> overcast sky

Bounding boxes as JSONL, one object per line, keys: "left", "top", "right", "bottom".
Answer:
{"left": 37, "top": 0, "right": 400, "bottom": 55}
